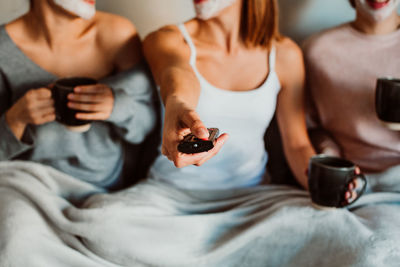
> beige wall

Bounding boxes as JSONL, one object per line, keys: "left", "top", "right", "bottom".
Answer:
{"left": 0, "top": 0, "right": 195, "bottom": 38}
{"left": 96, "top": 0, "right": 195, "bottom": 38}
{"left": 0, "top": 0, "right": 29, "bottom": 25}
{"left": 96, "top": 0, "right": 358, "bottom": 42}
{"left": 1, "top": 0, "right": 399, "bottom": 42}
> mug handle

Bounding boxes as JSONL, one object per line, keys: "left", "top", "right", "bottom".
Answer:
{"left": 341, "top": 173, "right": 367, "bottom": 207}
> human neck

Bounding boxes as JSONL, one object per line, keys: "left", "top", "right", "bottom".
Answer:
{"left": 23, "top": 0, "right": 94, "bottom": 47}
{"left": 352, "top": 11, "right": 400, "bottom": 35}
{"left": 197, "top": 0, "right": 243, "bottom": 53}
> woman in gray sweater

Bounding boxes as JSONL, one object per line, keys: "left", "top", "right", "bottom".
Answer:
{"left": 0, "top": 0, "right": 156, "bottom": 189}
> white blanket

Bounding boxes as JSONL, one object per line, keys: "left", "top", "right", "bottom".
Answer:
{"left": 0, "top": 161, "right": 400, "bottom": 267}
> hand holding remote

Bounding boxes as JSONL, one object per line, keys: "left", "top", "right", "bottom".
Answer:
{"left": 162, "top": 97, "right": 229, "bottom": 168}
{"left": 178, "top": 128, "right": 219, "bottom": 154}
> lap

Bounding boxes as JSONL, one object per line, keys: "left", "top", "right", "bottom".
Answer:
{"left": 78, "top": 179, "right": 400, "bottom": 267}
{"left": 1, "top": 161, "right": 400, "bottom": 267}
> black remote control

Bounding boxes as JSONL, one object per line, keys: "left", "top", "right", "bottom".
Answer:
{"left": 177, "top": 128, "right": 219, "bottom": 154}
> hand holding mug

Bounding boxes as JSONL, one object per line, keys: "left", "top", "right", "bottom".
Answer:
{"left": 52, "top": 77, "right": 110, "bottom": 132}
{"left": 6, "top": 88, "right": 56, "bottom": 139}
{"left": 308, "top": 155, "right": 367, "bottom": 209}
{"left": 67, "top": 84, "right": 114, "bottom": 121}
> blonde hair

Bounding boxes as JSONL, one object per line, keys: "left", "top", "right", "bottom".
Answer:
{"left": 240, "top": 0, "right": 281, "bottom": 48}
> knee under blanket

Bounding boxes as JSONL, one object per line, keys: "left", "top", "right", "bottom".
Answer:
{"left": 0, "top": 161, "right": 400, "bottom": 267}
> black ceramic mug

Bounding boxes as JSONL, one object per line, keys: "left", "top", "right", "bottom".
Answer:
{"left": 52, "top": 77, "right": 97, "bottom": 132}
{"left": 375, "top": 77, "right": 400, "bottom": 131}
{"left": 308, "top": 155, "right": 367, "bottom": 209}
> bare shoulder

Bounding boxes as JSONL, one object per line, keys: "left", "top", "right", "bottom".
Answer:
{"left": 143, "top": 23, "right": 194, "bottom": 66}
{"left": 274, "top": 37, "right": 305, "bottom": 87}
{"left": 144, "top": 19, "right": 201, "bottom": 49}
{"left": 95, "top": 11, "right": 141, "bottom": 70}
{"left": 4, "top": 16, "right": 29, "bottom": 43}
{"left": 143, "top": 24, "right": 186, "bottom": 51}
{"left": 4, "top": 17, "right": 22, "bottom": 32}
{"left": 275, "top": 37, "right": 303, "bottom": 67}
{"left": 95, "top": 11, "right": 138, "bottom": 47}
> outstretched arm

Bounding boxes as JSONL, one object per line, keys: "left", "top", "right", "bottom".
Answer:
{"left": 143, "top": 25, "right": 228, "bottom": 168}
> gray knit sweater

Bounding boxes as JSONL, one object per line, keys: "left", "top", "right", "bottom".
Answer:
{"left": 0, "top": 25, "right": 157, "bottom": 188}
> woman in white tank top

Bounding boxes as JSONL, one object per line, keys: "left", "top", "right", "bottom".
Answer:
{"left": 144, "top": 0, "right": 316, "bottom": 190}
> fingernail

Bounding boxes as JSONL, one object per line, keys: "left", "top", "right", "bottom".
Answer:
{"left": 348, "top": 182, "right": 354, "bottom": 190}
{"left": 197, "top": 128, "right": 209, "bottom": 137}
{"left": 74, "top": 87, "right": 81, "bottom": 92}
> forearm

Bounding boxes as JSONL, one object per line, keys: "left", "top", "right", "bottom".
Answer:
{"left": 277, "top": 108, "right": 315, "bottom": 189}
{"left": 282, "top": 142, "right": 315, "bottom": 190}
{"left": 5, "top": 109, "right": 27, "bottom": 140}
{"left": 159, "top": 66, "right": 201, "bottom": 109}
{"left": 276, "top": 97, "right": 316, "bottom": 189}
{"left": 0, "top": 114, "right": 33, "bottom": 160}
{"left": 0, "top": 76, "right": 33, "bottom": 159}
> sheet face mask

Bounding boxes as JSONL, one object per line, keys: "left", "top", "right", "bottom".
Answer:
{"left": 194, "top": 0, "right": 237, "bottom": 20}
{"left": 54, "top": 0, "right": 96, "bottom": 20}
{"left": 356, "top": 0, "right": 400, "bottom": 21}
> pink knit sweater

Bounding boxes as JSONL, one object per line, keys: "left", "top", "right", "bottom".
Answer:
{"left": 304, "top": 23, "right": 400, "bottom": 173}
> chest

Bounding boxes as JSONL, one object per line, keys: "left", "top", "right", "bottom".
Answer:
{"left": 311, "top": 41, "right": 400, "bottom": 118}
{"left": 315, "top": 40, "right": 400, "bottom": 90}
{"left": 16, "top": 39, "right": 114, "bottom": 80}
{"left": 195, "top": 47, "right": 269, "bottom": 92}
{"left": 194, "top": 74, "right": 281, "bottom": 140}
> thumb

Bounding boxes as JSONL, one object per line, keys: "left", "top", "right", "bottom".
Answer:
{"left": 181, "top": 110, "right": 209, "bottom": 139}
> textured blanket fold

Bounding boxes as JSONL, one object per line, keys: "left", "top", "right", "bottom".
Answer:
{"left": 0, "top": 161, "right": 400, "bottom": 267}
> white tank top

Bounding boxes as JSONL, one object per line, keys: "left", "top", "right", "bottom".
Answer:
{"left": 149, "top": 24, "right": 281, "bottom": 190}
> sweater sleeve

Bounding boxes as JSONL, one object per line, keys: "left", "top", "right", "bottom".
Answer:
{"left": 103, "top": 62, "right": 157, "bottom": 144}
{"left": 0, "top": 72, "right": 34, "bottom": 160}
